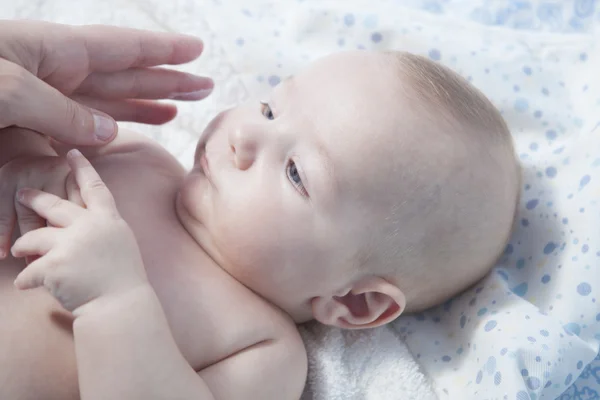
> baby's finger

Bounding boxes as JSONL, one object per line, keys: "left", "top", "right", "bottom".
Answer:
{"left": 66, "top": 150, "right": 118, "bottom": 214}
{"left": 13, "top": 257, "right": 48, "bottom": 290}
{"left": 65, "top": 173, "right": 85, "bottom": 208}
{"left": 11, "top": 227, "right": 60, "bottom": 258}
{"left": 16, "top": 188, "right": 83, "bottom": 227}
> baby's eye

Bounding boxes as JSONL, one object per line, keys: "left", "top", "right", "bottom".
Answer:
{"left": 260, "top": 102, "right": 274, "bottom": 120}
{"left": 286, "top": 160, "right": 308, "bottom": 197}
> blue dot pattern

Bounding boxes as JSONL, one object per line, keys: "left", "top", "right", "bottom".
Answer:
{"left": 204, "top": 1, "right": 600, "bottom": 399}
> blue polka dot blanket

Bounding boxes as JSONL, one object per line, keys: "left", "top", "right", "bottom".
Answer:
{"left": 199, "top": 1, "right": 600, "bottom": 399}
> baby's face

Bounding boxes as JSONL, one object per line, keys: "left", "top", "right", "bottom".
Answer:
{"left": 177, "top": 52, "right": 407, "bottom": 316}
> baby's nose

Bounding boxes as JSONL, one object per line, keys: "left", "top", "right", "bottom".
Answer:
{"left": 229, "top": 124, "right": 260, "bottom": 170}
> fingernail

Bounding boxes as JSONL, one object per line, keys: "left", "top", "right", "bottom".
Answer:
{"left": 93, "top": 112, "right": 116, "bottom": 141}
{"left": 169, "top": 88, "right": 213, "bottom": 101}
{"left": 16, "top": 189, "right": 25, "bottom": 202}
{"left": 67, "top": 149, "right": 82, "bottom": 158}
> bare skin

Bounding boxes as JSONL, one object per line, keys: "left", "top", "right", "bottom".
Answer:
{"left": 0, "top": 128, "right": 307, "bottom": 399}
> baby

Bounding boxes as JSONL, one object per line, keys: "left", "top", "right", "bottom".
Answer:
{"left": 0, "top": 50, "right": 519, "bottom": 399}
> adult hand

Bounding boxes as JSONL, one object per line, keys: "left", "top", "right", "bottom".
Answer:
{"left": 0, "top": 20, "right": 213, "bottom": 145}
{"left": 0, "top": 151, "right": 82, "bottom": 259}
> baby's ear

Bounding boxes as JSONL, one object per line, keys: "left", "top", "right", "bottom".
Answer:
{"left": 311, "top": 276, "right": 406, "bottom": 329}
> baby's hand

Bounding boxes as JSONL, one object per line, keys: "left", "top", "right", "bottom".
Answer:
{"left": 0, "top": 154, "right": 83, "bottom": 259}
{"left": 10, "top": 150, "right": 148, "bottom": 317}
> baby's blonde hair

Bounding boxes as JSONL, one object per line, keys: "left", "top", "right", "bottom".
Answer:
{"left": 363, "top": 52, "right": 520, "bottom": 312}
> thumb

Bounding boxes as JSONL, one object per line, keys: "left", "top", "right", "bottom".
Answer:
{"left": 1, "top": 59, "right": 117, "bottom": 145}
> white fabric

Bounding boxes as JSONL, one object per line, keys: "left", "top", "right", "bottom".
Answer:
{"left": 299, "top": 322, "right": 437, "bottom": 400}
{"left": 2, "top": 1, "right": 599, "bottom": 399}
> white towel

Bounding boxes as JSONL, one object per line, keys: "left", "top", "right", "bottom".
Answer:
{"left": 299, "top": 322, "right": 438, "bottom": 400}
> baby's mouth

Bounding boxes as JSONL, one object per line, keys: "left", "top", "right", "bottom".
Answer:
{"left": 193, "top": 146, "right": 217, "bottom": 189}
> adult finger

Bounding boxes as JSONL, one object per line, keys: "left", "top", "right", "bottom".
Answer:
{"left": 75, "top": 24, "right": 204, "bottom": 71}
{"left": 16, "top": 188, "right": 84, "bottom": 227}
{"left": 15, "top": 201, "right": 46, "bottom": 238}
{"left": 0, "top": 161, "right": 17, "bottom": 258}
{"left": 0, "top": 21, "right": 203, "bottom": 73}
{"left": 0, "top": 200, "right": 15, "bottom": 259}
{"left": 66, "top": 150, "right": 117, "bottom": 213}
{"left": 0, "top": 59, "right": 117, "bottom": 144}
{"left": 71, "top": 95, "right": 177, "bottom": 125}
{"left": 76, "top": 68, "right": 213, "bottom": 100}
{"left": 16, "top": 167, "right": 69, "bottom": 236}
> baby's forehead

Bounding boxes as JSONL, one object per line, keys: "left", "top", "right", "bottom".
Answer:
{"left": 295, "top": 51, "right": 400, "bottom": 97}
{"left": 288, "top": 53, "right": 421, "bottom": 185}
{"left": 291, "top": 53, "right": 408, "bottom": 139}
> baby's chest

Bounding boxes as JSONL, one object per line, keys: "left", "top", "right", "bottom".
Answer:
{"left": 94, "top": 156, "right": 290, "bottom": 370}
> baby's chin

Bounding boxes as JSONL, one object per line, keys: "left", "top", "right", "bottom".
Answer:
{"left": 175, "top": 173, "right": 208, "bottom": 240}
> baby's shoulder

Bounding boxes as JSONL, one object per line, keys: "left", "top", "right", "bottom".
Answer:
{"left": 52, "top": 128, "right": 184, "bottom": 175}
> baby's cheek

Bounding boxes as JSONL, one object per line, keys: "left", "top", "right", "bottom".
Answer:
{"left": 217, "top": 200, "right": 285, "bottom": 270}
{"left": 179, "top": 174, "right": 207, "bottom": 222}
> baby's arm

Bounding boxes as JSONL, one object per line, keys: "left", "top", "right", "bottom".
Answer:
{"left": 197, "top": 328, "right": 307, "bottom": 399}
{"left": 75, "top": 292, "right": 307, "bottom": 399}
